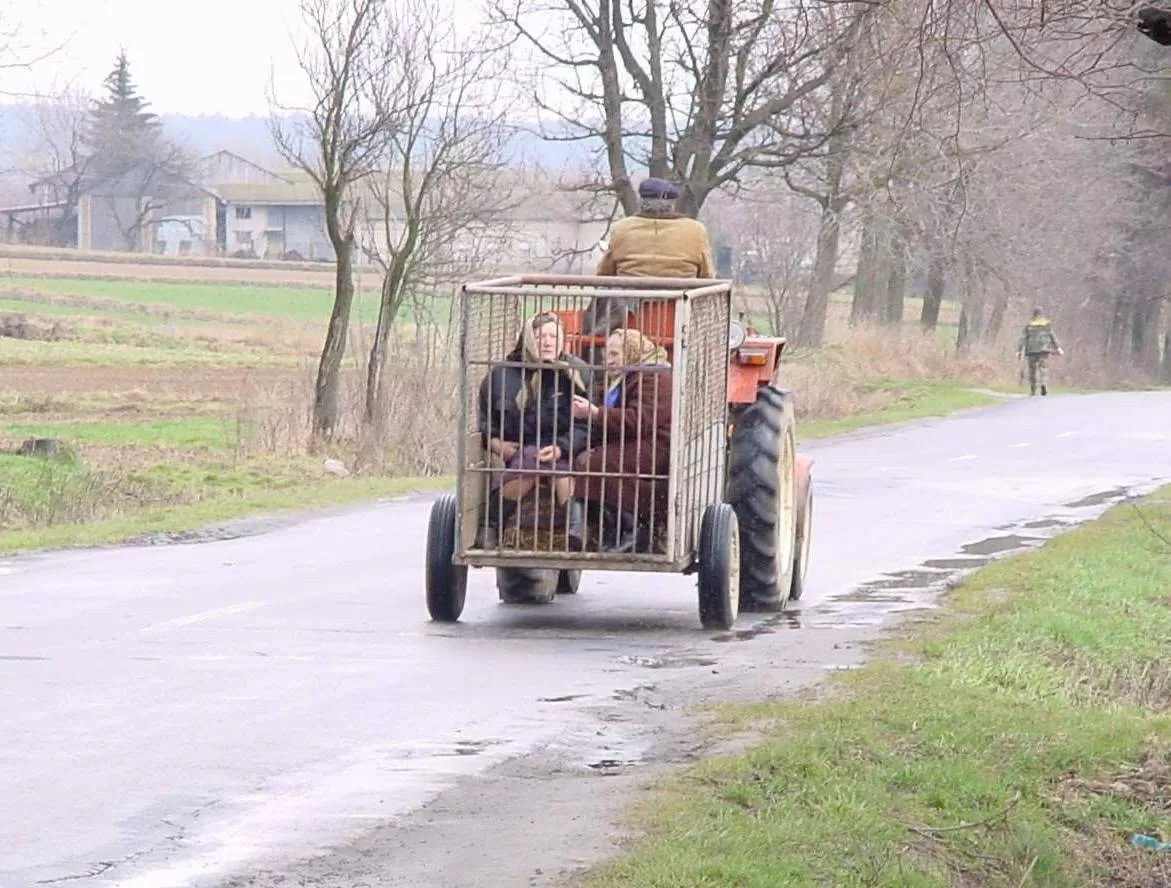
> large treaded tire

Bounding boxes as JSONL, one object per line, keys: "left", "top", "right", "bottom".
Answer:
{"left": 727, "top": 386, "right": 798, "bottom": 612}
{"left": 426, "top": 494, "right": 468, "bottom": 622}
{"left": 697, "top": 503, "right": 740, "bottom": 630}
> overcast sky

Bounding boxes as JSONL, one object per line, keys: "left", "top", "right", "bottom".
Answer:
{"left": 6, "top": 0, "right": 485, "bottom": 117}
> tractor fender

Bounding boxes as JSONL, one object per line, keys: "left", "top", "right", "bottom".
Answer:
{"left": 796, "top": 453, "right": 814, "bottom": 491}
{"left": 795, "top": 454, "right": 814, "bottom": 534}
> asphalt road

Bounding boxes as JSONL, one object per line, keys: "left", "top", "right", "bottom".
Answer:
{"left": 3, "top": 391, "right": 1170, "bottom": 888}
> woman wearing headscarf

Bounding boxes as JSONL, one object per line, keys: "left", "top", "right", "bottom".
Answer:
{"left": 571, "top": 328, "right": 672, "bottom": 553}
{"left": 478, "top": 312, "right": 589, "bottom": 546}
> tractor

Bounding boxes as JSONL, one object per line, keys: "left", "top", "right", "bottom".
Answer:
{"left": 425, "top": 274, "right": 813, "bottom": 630}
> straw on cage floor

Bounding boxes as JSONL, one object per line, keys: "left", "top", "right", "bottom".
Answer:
{"left": 499, "top": 525, "right": 571, "bottom": 552}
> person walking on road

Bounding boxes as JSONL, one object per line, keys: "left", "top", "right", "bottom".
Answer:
{"left": 1018, "top": 308, "right": 1064, "bottom": 396}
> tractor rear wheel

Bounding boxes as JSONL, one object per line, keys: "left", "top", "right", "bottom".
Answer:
{"left": 697, "top": 503, "right": 740, "bottom": 630}
{"left": 728, "top": 386, "right": 798, "bottom": 612}
{"left": 496, "top": 567, "right": 557, "bottom": 604}
{"left": 426, "top": 494, "right": 468, "bottom": 622}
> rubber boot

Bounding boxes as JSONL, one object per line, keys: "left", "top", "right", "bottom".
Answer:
{"left": 480, "top": 496, "right": 516, "bottom": 548}
{"left": 1040, "top": 385, "right": 1048, "bottom": 396}
{"left": 603, "top": 510, "right": 638, "bottom": 554}
{"left": 566, "top": 500, "right": 586, "bottom": 551}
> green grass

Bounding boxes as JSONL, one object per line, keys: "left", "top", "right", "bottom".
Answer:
{"left": 0, "top": 277, "right": 340, "bottom": 321}
{"left": 1, "top": 417, "right": 243, "bottom": 449}
{"left": 798, "top": 380, "right": 1006, "bottom": 439}
{"left": 0, "top": 337, "right": 297, "bottom": 366}
{"left": 0, "top": 450, "right": 452, "bottom": 553}
{"left": 0, "top": 277, "right": 450, "bottom": 326}
{"left": 586, "top": 491, "right": 1171, "bottom": 887}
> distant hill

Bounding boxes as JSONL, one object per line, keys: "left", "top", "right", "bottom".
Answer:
{"left": 0, "top": 103, "right": 598, "bottom": 180}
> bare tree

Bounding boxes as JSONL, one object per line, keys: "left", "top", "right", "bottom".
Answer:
{"left": 706, "top": 183, "right": 818, "bottom": 335}
{"left": 14, "top": 91, "right": 92, "bottom": 245}
{"left": 0, "top": 14, "right": 65, "bottom": 100}
{"left": 784, "top": 0, "right": 928, "bottom": 346}
{"left": 272, "top": 0, "right": 396, "bottom": 440}
{"left": 494, "top": 0, "right": 868, "bottom": 217}
{"left": 90, "top": 142, "right": 199, "bottom": 252}
{"left": 360, "top": 0, "right": 516, "bottom": 426}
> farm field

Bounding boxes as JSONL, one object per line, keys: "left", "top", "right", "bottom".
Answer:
{"left": 0, "top": 254, "right": 1005, "bottom": 553}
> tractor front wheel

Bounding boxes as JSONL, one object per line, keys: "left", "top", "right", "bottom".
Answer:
{"left": 727, "top": 386, "right": 798, "bottom": 612}
{"left": 426, "top": 494, "right": 468, "bottom": 622}
{"left": 697, "top": 503, "right": 741, "bottom": 630}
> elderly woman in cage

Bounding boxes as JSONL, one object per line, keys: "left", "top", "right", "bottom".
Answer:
{"left": 478, "top": 311, "right": 590, "bottom": 548}
{"left": 571, "top": 328, "right": 673, "bottom": 554}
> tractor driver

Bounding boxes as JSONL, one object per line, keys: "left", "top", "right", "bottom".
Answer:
{"left": 586, "top": 178, "right": 716, "bottom": 336}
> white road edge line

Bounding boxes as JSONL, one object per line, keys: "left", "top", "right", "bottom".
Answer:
{"left": 1057, "top": 432, "right": 1077, "bottom": 439}
{"left": 1012, "top": 442, "right": 1032, "bottom": 449}
{"left": 949, "top": 454, "right": 978, "bottom": 462}
{"left": 141, "top": 601, "right": 264, "bottom": 633}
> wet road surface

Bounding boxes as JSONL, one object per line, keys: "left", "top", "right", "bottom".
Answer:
{"left": 2, "top": 391, "right": 1170, "bottom": 887}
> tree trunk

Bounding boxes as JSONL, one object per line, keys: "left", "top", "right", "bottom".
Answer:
{"left": 986, "top": 293, "right": 1009, "bottom": 343}
{"left": 365, "top": 256, "right": 411, "bottom": 425}
{"left": 882, "top": 232, "right": 907, "bottom": 326}
{"left": 1162, "top": 333, "right": 1171, "bottom": 385}
{"left": 796, "top": 201, "right": 843, "bottom": 347}
{"left": 1131, "top": 295, "right": 1163, "bottom": 375}
{"left": 849, "top": 211, "right": 886, "bottom": 326}
{"left": 920, "top": 252, "right": 946, "bottom": 332}
{"left": 956, "top": 299, "right": 985, "bottom": 353}
{"left": 766, "top": 287, "right": 784, "bottom": 337}
{"left": 313, "top": 197, "right": 356, "bottom": 440}
{"left": 1106, "top": 289, "right": 1133, "bottom": 368}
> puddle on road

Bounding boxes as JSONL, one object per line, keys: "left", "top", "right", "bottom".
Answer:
{"left": 962, "top": 534, "right": 1043, "bottom": 556}
{"left": 385, "top": 738, "right": 507, "bottom": 761}
{"left": 806, "top": 491, "right": 1137, "bottom": 633}
{"left": 586, "top": 758, "right": 640, "bottom": 774}
{"left": 1023, "top": 518, "right": 1066, "bottom": 530}
{"left": 923, "top": 557, "right": 992, "bottom": 570}
{"left": 1064, "top": 487, "right": 1131, "bottom": 509}
{"left": 615, "top": 654, "right": 718, "bottom": 669}
{"left": 858, "top": 570, "right": 946, "bottom": 590}
{"left": 712, "top": 611, "right": 802, "bottom": 643}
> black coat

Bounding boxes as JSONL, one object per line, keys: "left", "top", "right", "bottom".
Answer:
{"left": 478, "top": 359, "right": 589, "bottom": 460}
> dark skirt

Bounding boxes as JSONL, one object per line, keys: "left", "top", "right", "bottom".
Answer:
{"left": 574, "top": 441, "right": 669, "bottom": 527}
{"left": 493, "top": 444, "right": 573, "bottom": 490}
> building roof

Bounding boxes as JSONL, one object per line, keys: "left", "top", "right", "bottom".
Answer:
{"left": 216, "top": 181, "right": 323, "bottom": 206}
{"left": 0, "top": 200, "right": 69, "bottom": 214}
{"left": 194, "top": 149, "right": 290, "bottom": 185}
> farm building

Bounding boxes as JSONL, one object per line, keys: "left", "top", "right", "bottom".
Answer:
{"left": 0, "top": 148, "right": 614, "bottom": 270}
{"left": 199, "top": 151, "right": 333, "bottom": 260}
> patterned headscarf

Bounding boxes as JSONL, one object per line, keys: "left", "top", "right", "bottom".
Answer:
{"left": 513, "top": 312, "right": 585, "bottom": 409}
{"left": 604, "top": 328, "right": 670, "bottom": 406}
{"left": 608, "top": 328, "right": 670, "bottom": 370}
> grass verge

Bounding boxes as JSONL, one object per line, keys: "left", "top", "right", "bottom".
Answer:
{"left": 797, "top": 380, "right": 1006, "bottom": 440}
{"left": 0, "top": 453, "right": 451, "bottom": 554}
{"left": 587, "top": 489, "right": 1171, "bottom": 887}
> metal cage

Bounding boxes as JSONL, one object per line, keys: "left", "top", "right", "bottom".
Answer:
{"left": 455, "top": 274, "right": 732, "bottom": 574}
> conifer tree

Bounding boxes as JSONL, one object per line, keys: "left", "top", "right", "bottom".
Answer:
{"left": 85, "top": 51, "right": 163, "bottom": 176}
